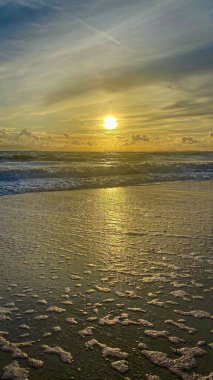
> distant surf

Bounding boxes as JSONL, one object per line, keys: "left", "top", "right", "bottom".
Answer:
{"left": 0, "top": 151, "right": 212, "bottom": 195}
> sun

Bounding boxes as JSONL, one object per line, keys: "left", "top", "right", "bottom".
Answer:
{"left": 103, "top": 116, "right": 117, "bottom": 130}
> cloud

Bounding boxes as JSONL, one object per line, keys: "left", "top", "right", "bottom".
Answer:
{"left": 44, "top": 44, "right": 213, "bottom": 105}
{"left": 0, "top": 0, "right": 55, "bottom": 38}
{"left": 0, "top": 128, "right": 8, "bottom": 138}
{"left": 0, "top": 127, "right": 99, "bottom": 150}
{"left": 63, "top": 133, "right": 69, "bottom": 139}
{"left": 18, "top": 127, "right": 39, "bottom": 141}
{"left": 0, "top": 127, "right": 53, "bottom": 148}
{"left": 0, "top": 1, "right": 42, "bottom": 7}
{"left": 115, "top": 133, "right": 152, "bottom": 147}
{"left": 132, "top": 134, "right": 150, "bottom": 143}
{"left": 181, "top": 136, "right": 198, "bottom": 144}
{"left": 0, "top": 0, "right": 213, "bottom": 151}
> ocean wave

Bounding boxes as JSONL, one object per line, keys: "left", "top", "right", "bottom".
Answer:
{"left": 0, "top": 152, "right": 212, "bottom": 195}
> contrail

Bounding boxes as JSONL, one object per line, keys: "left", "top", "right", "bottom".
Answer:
{"left": 72, "top": 15, "right": 134, "bottom": 53}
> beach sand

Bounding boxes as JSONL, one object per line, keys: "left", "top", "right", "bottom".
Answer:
{"left": 0, "top": 181, "right": 212, "bottom": 380}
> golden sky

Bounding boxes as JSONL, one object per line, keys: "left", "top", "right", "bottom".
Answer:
{"left": 0, "top": 0, "right": 213, "bottom": 151}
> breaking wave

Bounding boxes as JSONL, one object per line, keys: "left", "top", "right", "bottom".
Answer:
{"left": 0, "top": 151, "right": 212, "bottom": 195}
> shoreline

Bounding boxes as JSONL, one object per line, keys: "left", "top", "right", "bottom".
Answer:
{"left": 1, "top": 178, "right": 212, "bottom": 198}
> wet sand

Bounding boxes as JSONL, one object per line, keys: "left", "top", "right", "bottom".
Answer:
{"left": 0, "top": 181, "right": 212, "bottom": 380}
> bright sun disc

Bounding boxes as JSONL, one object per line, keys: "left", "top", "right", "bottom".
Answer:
{"left": 103, "top": 116, "right": 117, "bottom": 130}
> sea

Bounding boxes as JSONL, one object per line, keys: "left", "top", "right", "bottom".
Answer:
{"left": 0, "top": 151, "right": 212, "bottom": 196}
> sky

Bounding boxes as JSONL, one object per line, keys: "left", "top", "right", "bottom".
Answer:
{"left": 0, "top": 0, "right": 213, "bottom": 151}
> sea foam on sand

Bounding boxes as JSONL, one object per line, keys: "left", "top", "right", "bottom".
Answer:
{"left": 0, "top": 181, "right": 212, "bottom": 380}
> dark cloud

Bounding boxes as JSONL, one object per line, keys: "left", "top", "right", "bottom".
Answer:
{"left": 18, "top": 128, "right": 39, "bottom": 142}
{"left": 140, "top": 96, "right": 213, "bottom": 125}
{"left": 132, "top": 134, "right": 150, "bottom": 143}
{"left": 63, "top": 133, "right": 70, "bottom": 139}
{"left": 181, "top": 136, "right": 198, "bottom": 144}
{"left": 0, "top": 127, "right": 53, "bottom": 147}
{"left": 45, "top": 44, "right": 213, "bottom": 105}
{"left": 0, "top": 128, "right": 8, "bottom": 138}
{"left": 119, "top": 134, "right": 151, "bottom": 146}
